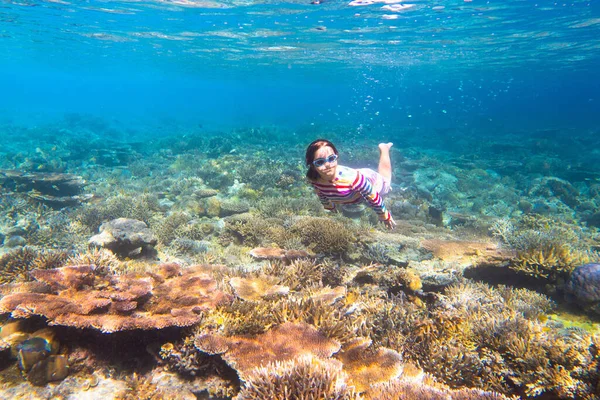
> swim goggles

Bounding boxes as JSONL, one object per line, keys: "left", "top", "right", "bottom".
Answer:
{"left": 312, "top": 154, "right": 338, "bottom": 167}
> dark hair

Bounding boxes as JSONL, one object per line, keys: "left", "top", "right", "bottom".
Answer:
{"left": 305, "top": 139, "right": 339, "bottom": 181}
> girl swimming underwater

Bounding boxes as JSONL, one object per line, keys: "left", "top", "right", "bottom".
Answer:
{"left": 305, "top": 139, "right": 396, "bottom": 230}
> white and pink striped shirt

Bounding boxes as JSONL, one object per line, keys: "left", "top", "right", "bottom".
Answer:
{"left": 309, "top": 165, "right": 391, "bottom": 221}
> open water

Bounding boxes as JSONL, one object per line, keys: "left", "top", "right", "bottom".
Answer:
{"left": 1, "top": 0, "right": 600, "bottom": 398}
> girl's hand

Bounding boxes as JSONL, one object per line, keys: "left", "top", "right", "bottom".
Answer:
{"left": 383, "top": 215, "right": 396, "bottom": 230}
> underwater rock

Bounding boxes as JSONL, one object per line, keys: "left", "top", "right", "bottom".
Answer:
{"left": 566, "top": 263, "right": 600, "bottom": 311}
{"left": 89, "top": 218, "right": 158, "bottom": 258}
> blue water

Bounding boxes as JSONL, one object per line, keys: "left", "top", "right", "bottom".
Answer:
{"left": 1, "top": 0, "right": 599, "bottom": 133}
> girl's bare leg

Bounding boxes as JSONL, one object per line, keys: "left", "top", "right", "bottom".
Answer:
{"left": 378, "top": 142, "right": 393, "bottom": 181}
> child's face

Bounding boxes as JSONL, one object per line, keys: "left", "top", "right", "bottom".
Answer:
{"left": 314, "top": 146, "right": 338, "bottom": 180}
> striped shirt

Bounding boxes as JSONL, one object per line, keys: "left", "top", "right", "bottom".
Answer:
{"left": 309, "top": 165, "right": 391, "bottom": 221}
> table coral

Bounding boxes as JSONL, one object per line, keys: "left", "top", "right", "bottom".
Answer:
{"left": 248, "top": 247, "right": 313, "bottom": 263}
{"left": 421, "top": 239, "right": 514, "bottom": 267}
{"left": 335, "top": 337, "right": 403, "bottom": 393}
{"left": 194, "top": 322, "right": 341, "bottom": 380}
{"left": 229, "top": 276, "right": 289, "bottom": 301}
{"left": 0, "top": 264, "right": 232, "bottom": 333}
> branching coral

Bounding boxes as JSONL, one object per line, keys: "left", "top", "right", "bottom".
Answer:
{"left": 512, "top": 243, "right": 593, "bottom": 282}
{"left": 262, "top": 258, "right": 323, "bottom": 291}
{"left": 365, "top": 377, "right": 515, "bottom": 400}
{"left": 115, "top": 373, "right": 166, "bottom": 400}
{"left": 150, "top": 212, "right": 192, "bottom": 246}
{"left": 74, "top": 193, "right": 160, "bottom": 231}
{"left": 0, "top": 247, "right": 38, "bottom": 284}
{"left": 235, "top": 355, "right": 359, "bottom": 400}
{"left": 221, "top": 213, "right": 290, "bottom": 247}
{"left": 290, "top": 217, "right": 356, "bottom": 254}
{"left": 0, "top": 264, "right": 232, "bottom": 333}
{"left": 384, "top": 281, "right": 598, "bottom": 398}
{"left": 0, "top": 248, "right": 70, "bottom": 284}
{"left": 492, "top": 214, "right": 596, "bottom": 282}
{"left": 66, "top": 248, "right": 121, "bottom": 275}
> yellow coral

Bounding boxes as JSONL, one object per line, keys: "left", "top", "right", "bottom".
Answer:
{"left": 513, "top": 243, "right": 592, "bottom": 281}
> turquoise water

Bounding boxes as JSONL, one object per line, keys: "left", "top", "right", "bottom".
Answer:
{"left": 1, "top": 0, "right": 599, "bottom": 131}
{"left": 2, "top": 1, "right": 600, "bottom": 398}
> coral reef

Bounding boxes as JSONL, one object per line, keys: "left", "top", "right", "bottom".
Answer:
{"left": 512, "top": 243, "right": 593, "bottom": 282}
{"left": 66, "top": 248, "right": 121, "bottom": 275}
{"left": 248, "top": 247, "right": 313, "bottom": 262}
{"left": 235, "top": 355, "right": 359, "bottom": 400}
{"left": 421, "top": 239, "right": 514, "bottom": 267}
{"left": 0, "top": 264, "right": 232, "bottom": 333}
{"left": 336, "top": 337, "right": 403, "bottom": 392}
{"left": 0, "top": 170, "right": 88, "bottom": 208}
{"left": 0, "top": 248, "right": 70, "bottom": 284}
{"left": 194, "top": 322, "right": 341, "bottom": 380}
{"left": 229, "top": 276, "right": 289, "bottom": 301}
{"left": 289, "top": 216, "right": 356, "bottom": 254}
{"left": 89, "top": 218, "right": 158, "bottom": 258}
{"left": 262, "top": 258, "right": 324, "bottom": 291}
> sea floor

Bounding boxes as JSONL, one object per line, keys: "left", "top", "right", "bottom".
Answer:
{"left": 0, "top": 116, "right": 599, "bottom": 399}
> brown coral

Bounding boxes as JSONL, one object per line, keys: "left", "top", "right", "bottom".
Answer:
{"left": 236, "top": 355, "right": 359, "bottom": 400}
{"left": 0, "top": 248, "right": 72, "bottom": 285}
{"left": 365, "top": 377, "right": 515, "bottom": 399}
{"left": 262, "top": 258, "right": 324, "bottom": 291}
{"left": 248, "top": 247, "right": 313, "bottom": 262}
{"left": 229, "top": 276, "right": 289, "bottom": 301}
{"left": 0, "top": 247, "right": 39, "bottom": 284}
{"left": 290, "top": 217, "right": 355, "bottom": 254}
{"left": 0, "top": 264, "right": 232, "bottom": 333}
{"left": 421, "top": 239, "right": 514, "bottom": 267}
{"left": 194, "top": 322, "right": 341, "bottom": 380}
{"left": 512, "top": 243, "right": 592, "bottom": 282}
{"left": 336, "top": 338, "right": 403, "bottom": 393}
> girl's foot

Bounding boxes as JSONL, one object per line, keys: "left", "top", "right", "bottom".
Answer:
{"left": 379, "top": 142, "right": 393, "bottom": 151}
